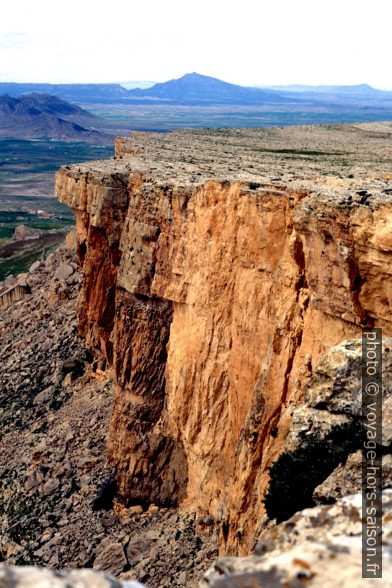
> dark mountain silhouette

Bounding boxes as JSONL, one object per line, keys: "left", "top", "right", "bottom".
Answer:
{"left": 0, "top": 83, "right": 129, "bottom": 103}
{"left": 261, "top": 83, "right": 392, "bottom": 107}
{"left": 263, "top": 83, "right": 390, "bottom": 95}
{"left": 1, "top": 75, "right": 392, "bottom": 110}
{"left": 128, "top": 72, "right": 292, "bottom": 104}
{"left": 0, "top": 94, "right": 113, "bottom": 142}
{"left": 0, "top": 76, "right": 289, "bottom": 105}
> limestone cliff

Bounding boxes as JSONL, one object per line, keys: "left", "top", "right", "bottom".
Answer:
{"left": 56, "top": 126, "right": 392, "bottom": 555}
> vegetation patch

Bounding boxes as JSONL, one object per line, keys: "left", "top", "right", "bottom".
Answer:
{"left": 253, "top": 147, "right": 348, "bottom": 157}
{"left": 5, "top": 490, "right": 43, "bottom": 545}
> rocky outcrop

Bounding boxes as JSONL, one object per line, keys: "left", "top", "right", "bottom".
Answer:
{"left": 0, "top": 280, "right": 31, "bottom": 309}
{"left": 12, "top": 224, "right": 42, "bottom": 242}
{"left": 56, "top": 127, "right": 392, "bottom": 555}
{"left": 2, "top": 491, "right": 391, "bottom": 587}
{"left": 262, "top": 338, "right": 391, "bottom": 524}
{"left": 313, "top": 451, "right": 392, "bottom": 503}
{"left": 201, "top": 491, "right": 392, "bottom": 587}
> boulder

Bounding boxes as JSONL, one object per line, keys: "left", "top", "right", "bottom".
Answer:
{"left": 126, "top": 533, "right": 158, "bottom": 567}
{"left": 201, "top": 491, "right": 392, "bottom": 587}
{"left": 93, "top": 542, "right": 127, "bottom": 576}
{"left": 29, "top": 261, "right": 41, "bottom": 273}
{"left": 313, "top": 451, "right": 392, "bottom": 504}
{"left": 0, "top": 565, "right": 145, "bottom": 587}
{"left": 33, "top": 385, "right": 54, "bottom": 406}
{"left": 12, "top": 224, "right": 41, "bottom": 242}
{"left": 54, "top": 263, "right": 74, "bottom": 282}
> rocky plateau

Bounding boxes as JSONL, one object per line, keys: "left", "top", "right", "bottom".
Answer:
{"left": 1, "top": 123, "right": 392, "bottom": 586}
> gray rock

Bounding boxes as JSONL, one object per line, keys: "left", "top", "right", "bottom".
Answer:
{"left": 201, "top": 491, "right": 392, "bottom": 587}
{"left": 285, "top": 405, "right": 350, "bottom": 452}
{"left": 4, "top": 275, "right": 15, "bottom": 288}
{"left": 0, "top": 565, "right": 145, "bottom": 587}
{"left": 12, "top": 224, "right": 41, "bottom": 242}
{"left": 287, "top": 338, "right": 392, "bottom": 449}
{"left": 305, "top": 339, "right": 391, "bottom": 425}
{"left": 41, "top": 478, "right": 59, "bottom": 497}
{"left": 313, "top": 451, "right": 392, "bottom": 504}
{"left": 93, "top": 542, "right": 127, "bottom": 576}
{"left": 33, "top": 385, "right": 54, "bottom": 405}
{"left": 29, "top": 261, "right": 41, "bottom": 273}
{"left": 45, "top": 253, "right": 55, "bottom": 269}
{"left": 54, "top": 263, "right": 74, "bottom": 282}
{"left": 126, "top": 533, "right": 157, "bottom": 567}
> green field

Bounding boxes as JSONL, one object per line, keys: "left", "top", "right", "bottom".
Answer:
{"left": 0, "top": 139, "right": 114, "bottom": 279}
{"left": 0, "top": 210, "right": 74, "bottom": 240}
{"left": 0, "top": 139, "right": 114, "bottom": 177}
{"left": 0, "top": 233, "right": 67, "bottom": 281}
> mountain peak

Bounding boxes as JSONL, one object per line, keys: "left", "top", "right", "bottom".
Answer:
{"left": 0, "top": 93, "right": 111, "bottom": 142}
{"left": 128, "top": 72, "right": 286, "bottom": 105}
{"left": 182, "top": 72, "right": 206, "bottom": 79}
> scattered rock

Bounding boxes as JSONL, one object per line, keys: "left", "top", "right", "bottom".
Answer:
{"left": 54, "top": 263, "right": 74, "bottom": 281}
{"left": 93, "top": 542, "right": 127, "bottom": 576}
{"left": 126, "top": 534, "right": 157, "bottom": 567}
{"left": 29, "top": 260, "right": 41, "bottom": 273}
{"left": 33, "top": 386, "right": 54, "bottom": 406}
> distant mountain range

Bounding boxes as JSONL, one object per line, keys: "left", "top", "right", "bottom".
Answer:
{"left": 127, "top": 72, "right": 294, "bottom": 104}
{"left": 0, "top": 74, "right": 290, "bottom": 105}
{"left": 2, "top": 73, "right": 392, "bottom": 108}
{"left": 0, "top": 83, "right": 129, "bottom": 104}
{"left": 0, "top": 93, "right": 113, "bottom": 142}
{"left": 260, "top": 83, "right": 392, "bottom": 108}
{"left": 1, "top": 74, "right": 392, "bottom": 138}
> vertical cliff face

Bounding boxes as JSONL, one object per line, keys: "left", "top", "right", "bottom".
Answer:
{"left": 56, "top": 128, "right": 392, "bottom": 554}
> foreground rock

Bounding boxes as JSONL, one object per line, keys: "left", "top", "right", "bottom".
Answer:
{"left": 313, "top": 451, "right": 392, "bottom": 504}
{"left": 2, "top": 492, "right": 390, "bottom": 587}
{"left": 201, "top": 491, "right": 392, "bottom": 587}
{"left": 259, "top": 339, "right": 392, "bottom": 523}
{"left": 11, "top": 224, "right": 42, "bottom": 242}
{"left": 0, "top": 565, "right": 144, "bottom": 587}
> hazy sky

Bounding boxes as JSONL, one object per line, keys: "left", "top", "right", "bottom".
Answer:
{"left": 1, "top": 0, "right": 391, "bottom": 88}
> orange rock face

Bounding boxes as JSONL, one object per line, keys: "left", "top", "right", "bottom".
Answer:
{"left": 56, "top": 128, "right": 392, "bottom": 555}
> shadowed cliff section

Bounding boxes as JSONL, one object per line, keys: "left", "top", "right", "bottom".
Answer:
{"left": 56, "top": 125, "right": 392, "bottom": 555}
{"left": 0, "top": 93, "right": 114, "bottom": 142}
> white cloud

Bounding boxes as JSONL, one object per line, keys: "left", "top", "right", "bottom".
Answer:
{"left": 0, "top": 0, "right": 391, "bottom": 87}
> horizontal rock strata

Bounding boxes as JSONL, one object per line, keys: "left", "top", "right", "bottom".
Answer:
{"left": 56, "top": 125, "right": 392, "bottom": 554}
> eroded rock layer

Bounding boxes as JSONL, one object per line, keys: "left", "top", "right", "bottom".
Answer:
{"left": 56, "top": 125, "right": 392, "bottom": 554}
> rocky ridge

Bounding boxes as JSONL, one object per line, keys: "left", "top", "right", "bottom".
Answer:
{"left": 201, "top": 491, "right": 392, "bottom": 587}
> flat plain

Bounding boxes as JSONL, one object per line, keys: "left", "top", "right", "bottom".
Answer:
{"left": 0, "top": 139, "right": 114, "bottom": 278}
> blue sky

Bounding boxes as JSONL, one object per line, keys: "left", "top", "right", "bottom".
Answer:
{"left": 1, "top": 0, "right": 391, "bottom": 88}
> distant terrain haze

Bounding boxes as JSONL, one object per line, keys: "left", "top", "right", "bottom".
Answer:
{"left": 2, "top": 73, "right": 392, "bottom": 138}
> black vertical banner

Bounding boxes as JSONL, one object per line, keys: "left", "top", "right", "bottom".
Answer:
{"left": 362, "top": 328, "right": 383, "bottom": 578}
